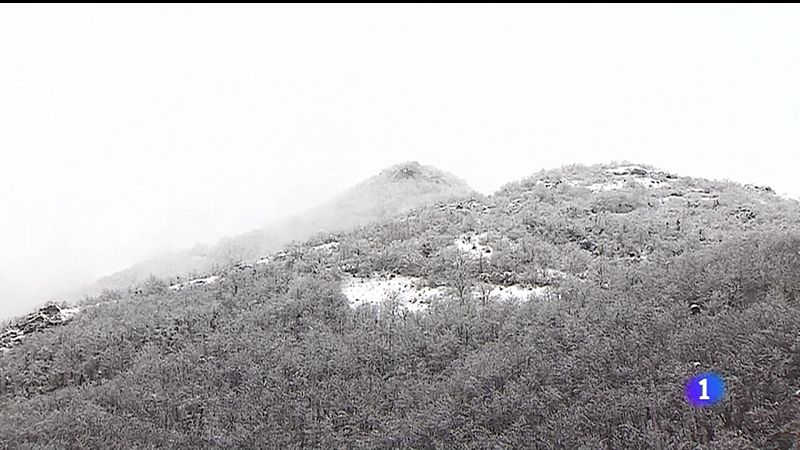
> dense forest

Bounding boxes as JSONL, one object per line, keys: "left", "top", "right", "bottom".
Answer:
{"left": 1, "top": 163, "right": 798, "bottom": 449}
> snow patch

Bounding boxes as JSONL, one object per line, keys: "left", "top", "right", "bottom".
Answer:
{"left": 169, "top": 275, "right": 221, "bottom": 291}
{"left": 590, "top": 166, "right": 668, "bottom": 191}
{"left": 256, "top": 250, "right": 292, "bottom": 265}
{"left": 606, "top": 165, "right": 649, "bottom": 176}
{"left": 632, "top": 177, "right": 664, "bottom": 188}
{"left": 342, "top": 275, "right": 446, "bottom": 312}
{"left": 587, "top": 179, "right": 626, "bottom": 192}
{"left": 455, "top": 233, "right": 493, "bottom": 259}
{"left": 59, "top": 307, "right": 81, "bottom": 321}
{"left": 544, "top": 268, "right": 568, "bottom": 280}
{"left": 342, "top": 274, "right": 551, "bottom": 311}
{"left": 312, "top": 242, "right": 340, "bottom": 252}
{"left": 481, "top": 284, "right": 550, "bottom": 302}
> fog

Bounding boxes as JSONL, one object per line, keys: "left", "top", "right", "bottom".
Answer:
{"left": 1, "top": 4, "right": 799, "bottom": 319}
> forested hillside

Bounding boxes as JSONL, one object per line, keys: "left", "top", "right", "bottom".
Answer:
{"left": 1, "top": 163, "right": 798, "bottom": 449}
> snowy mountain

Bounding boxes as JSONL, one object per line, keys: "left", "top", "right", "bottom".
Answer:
{"left": 70, "top": 161, "right": 474, "bottom": 300}
{"left": 1, "top": 162, "right": 799, "bottom": 449}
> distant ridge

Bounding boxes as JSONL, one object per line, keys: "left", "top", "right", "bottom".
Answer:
{"left": 65, "top": 161, "right": 475, "bottom": 300}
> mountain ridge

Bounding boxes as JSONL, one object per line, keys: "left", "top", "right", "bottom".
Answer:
{"left": 1, "top": 161, "right": 798, "bottom": 449}
{"left": 64, "top": 160, "right": 800, "bottom": 307}
{"left": 64, "top": 161, "right": 474, "bottom": 302}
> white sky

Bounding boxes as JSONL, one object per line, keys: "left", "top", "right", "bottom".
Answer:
{"left": 1, "top": 4, "right": 799, "bottom": 318}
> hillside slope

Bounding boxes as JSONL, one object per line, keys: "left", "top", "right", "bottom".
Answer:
{"left": 71, "top": 161, "right": 474, "bottom": 299}
{"left": 1, "top": 162, "right": 798, "bottom": 449}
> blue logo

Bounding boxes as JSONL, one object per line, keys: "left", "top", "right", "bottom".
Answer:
{"left": 685, "top": 371, "right": 725, "bottom": 408}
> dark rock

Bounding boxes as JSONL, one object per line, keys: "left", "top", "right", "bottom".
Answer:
{"left": 391, "top": 162, "right": 423, "bottom": 180}
{"left": 420, "top": 243, "right": 434, "bottom": 258}
{"left": 609, "top": 166, "right": 649, "bottom": 176}
{"left": 745, "top": 184, "right": 774, "bottom": 193}
{"left": 1, "top": 303, "right": 75, "bottom": 351}
{"left": 731, "top": 206, "right": 757, "bottom": 222}
{"left": 578, "top": 238, "right": 596, "bottom": 252}
{"left": 540, "top": 179, "right": 565, "bottom": 189}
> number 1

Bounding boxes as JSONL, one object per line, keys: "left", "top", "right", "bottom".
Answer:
{"left": 698, "top": 378, "right": 710, "bottom": 400}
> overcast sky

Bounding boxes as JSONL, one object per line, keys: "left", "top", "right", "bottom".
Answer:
{"left": 1, "top": 4, "right": 799, "bottom": 318}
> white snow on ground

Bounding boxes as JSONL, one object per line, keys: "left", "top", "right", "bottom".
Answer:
{"left": 59, "top": 307, "right": 81, "bottom": 321}
{"left": 587, "top": 179, "right": 626, "bottom": 192}
{"left": 544, "top": 268, "right": 568, "bottom": 280}
{"left": 606, "top": 165, "right": 649, "bottom": 176}
{"left": 659, "top": 196, "right": 687, "bottom": 206}
{"left": 589, "top": 166, "right": 669, "bottom": 191}
{"left": 256, "top": 250, "right": 291, "bottom": 265}
{"left": 631, "top": 177, "right": 664, "bottom": 188}
{"left": 342, "top": 275, "right": 446, "bottom": 312}
{"left": 196, "top": 275, "right": 220, "bottom": 284}
{"left": 1, "top": 304, "right": 83, "bottom": 353}
{"left": 169, "top": 275, "right": 221, "bottom": 291}
{"left": 483, "top": 284, "right": 550, "bottom": 302}
{"left": 455, "top": 233, "right": 493, "bottom": 259}
{"left": 312, "top": 242, "right": 340, "bottom": 252}
{"left": 341, "top": 274, "right": 551, "bottom": 311}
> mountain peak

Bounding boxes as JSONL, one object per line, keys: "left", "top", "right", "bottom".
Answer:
{"left": 378, "top": 161, "right": 466, "bottom": 186}
{"left": 389, "top": 161, "right": 424, "bottom": 180}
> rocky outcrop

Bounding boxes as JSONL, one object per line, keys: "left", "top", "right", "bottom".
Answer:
{"left": 0, "top": 303, "right": 78, "bottom": 351}
{"left": 438, "top": 198, "right": 491, "bottom": 214}
{"left": 381, "top": 161, "right": 468, "bottom": 186}
{"left": 537, "top": 179, "right": 566, "bottom": 189}
{"left": 392, "top": 162, "right": 423, "bottom": 180}
{"left": 745, "top": 184, "right": 774, "bottom": 193}
{"left": 607, "top": 166, "right": 650, "bottom": 177}
{"left": 732, "top": 206, "right": 757, "bottom": 223}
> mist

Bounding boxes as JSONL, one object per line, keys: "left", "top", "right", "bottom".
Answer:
{"left": 2, "top": 4, "right": 800, "bottom": 319}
